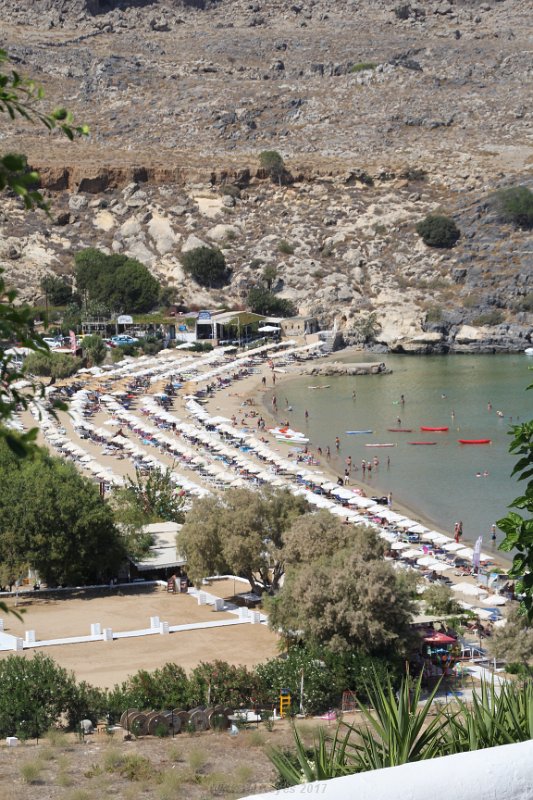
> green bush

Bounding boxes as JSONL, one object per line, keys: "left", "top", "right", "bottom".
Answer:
{"left": 494, "top": 185, "right": 533, "bottom": 230}
{"left": 515, "top": 292, "right": 533, "bottom": 313}
{"left": 248, "top": 286, "right": 296, "bottom": 317}
{"left": 259, "top": 150, "right": 285, "bottom": 184}
{"left": 425, "top": 306, "right": 443, "bottom": 323}
{"left": 24, "top": 351, "right": 83, "bottom": 379}
{"left": 278, "top": 240, "right": 295, "bottom": 255}
{"left": 181, "top": 247, "right": 230, "bottom": 288}
{"left": 471, "top": 310, "right": 505, "bottom": 326}
{"left": 350, "top": 62, "right": 377, "bottom": 73}
{"left": 416, "top": 214, "right": 460, "bottom": 248}
{"left": 0, "top": 654, "right": 80, "bottom": 737}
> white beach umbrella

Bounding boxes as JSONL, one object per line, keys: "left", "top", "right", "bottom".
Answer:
{"left": 443, "top": 542, "right": 467, "bottom": 552}
{"left": 391, "top": 541, "right": 410, "bottom": 550}
{"left": 481, "top": 594, "right": 507, "bottom": 606}
{"left": 401, "top": 548, "right": 425, "bottom": 559}
{"left": 450, "top": 582, "right": 488, "bottom": 597}
{"left": 430, "top": 561, "right": 452, "bottom": 573}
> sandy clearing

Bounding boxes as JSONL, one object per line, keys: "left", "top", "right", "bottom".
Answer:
{"left": 0, "top": 585, "right": 279, "bottom": 687}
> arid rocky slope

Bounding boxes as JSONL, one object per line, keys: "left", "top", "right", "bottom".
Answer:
{"left": 1, "top": 0, "right": 532, "bottom": 351}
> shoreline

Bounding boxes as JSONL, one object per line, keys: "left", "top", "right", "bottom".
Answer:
{"left": 203, "top": 351, "right": 510, "bottom": 573}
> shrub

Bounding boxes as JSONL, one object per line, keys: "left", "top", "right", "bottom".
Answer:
{"left": 425, "top": 306, "right": 443, "bottom": 323}
{"left": 401, "top": 167, "right": 427, "bottom": 182}
{"left": 259, "top": 150, "right": 285, "bottom": 184}
{"left": 20, "top": 760, "right": 43, "bottom": 784}
{"left": 416, "top": 215, "right": 460, "bottom": 248}
{"left": 278, "top": 240, "right": 295, "bottom": 255}
{"left": 0, "top": 653, "right": 81, "bottom": 737}
{"left": 24, "top": 352, "right": 83, "bottom": 379}
{"left": 515, "top": 292, "right": 533, "bottom": 313}
{"left": 494, "top": 185, "right": 533, "bottom": 230}
{"left": 350, "top": 62, "right": 377, "bottom": 73}
{"left": 181, "top": 247, "right": 230, "bottom": 288}
{"left": 471, "top": 310, "right": 505, "bottom": 326}
{"left": 248, "top": 286, "right": 296, "bottom": 317}
{"left": 111, "top": 347, "right": 125, "bottom": 363}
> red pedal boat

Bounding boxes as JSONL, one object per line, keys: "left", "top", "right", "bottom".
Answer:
{"left": 458, "top": 439, "right": 492, "bottom": 445}
{"left": 420, "top": 426, "right": 449, "bottom": 432}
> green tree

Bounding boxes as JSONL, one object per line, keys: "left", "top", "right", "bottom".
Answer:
{"left": 416, "top": 214, "right": 460, "bottom": 248}
{"left": 0, "top": 653, "right": 80, "bottom": 737}
{"left": 494, "top": 185, "right": 533, "bottom": 230}
{"left": 74, "top": 249, "right": 161, "bottom": 313}
{"left": 181, "top": 247, "right": 229, "bottom": 288}
{"left": 423, "top": 584, "right": 462, "bottom": 616}
{"left": 262, "top": 264, "right": 278, "bottom": 291}
{"left": 248, "top": 286, "right": 296, "bottom": 317}
{"left": 81, "top": 334, "right": 106, "bottom": 366}
{"left": 268, "top": 514, "right": 415, "bottom": 654}
{"left": 0, "top": 442, "right": 126, "bottom": 586}
{"left": 23, "top": 351, "right": 82, "bottom": 379}
{"left": 259, "top": 150, "right": 285, "bottom": 185}
{"left": 121, "top": 467, "right": 186, "bottom": 524}
{"left": 489, "top": 607, "right": 533, "bottom": 675}
{"left": 40, "top": 275, "right": 73, "bottom": 306}
{"left": 498, "top": 394, "right": 533, "bottom": 618}
{"left": 179, "top": 487, "right": 309, "bottom": 594}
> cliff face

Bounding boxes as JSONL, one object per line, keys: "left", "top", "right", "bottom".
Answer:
{"left": 0, "top": 0, "right": 532, "bottom": 352}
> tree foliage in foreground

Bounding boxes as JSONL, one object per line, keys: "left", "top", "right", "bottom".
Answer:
{"left": 74, "top": 248, "right": 161, "bottom": 314}
{"left": 268, "top": 513, "right": 415, "bottom": 654}
{"left": 498, "top": 384, "right": 533, "bottom": 619}
{"left": 0, "top": 441, "right": 125, "bottom": 586}
{"left": 416, "top": 214, "right": 460, "bottom": 248}
{"left": 0, "top": 48, "right": 88, "bottom": 211}
{"left": 178, "top": 487, "right": 309, "bottom": 594}
{"left": 1, "top": 49, "right": 85, "bottom": 456}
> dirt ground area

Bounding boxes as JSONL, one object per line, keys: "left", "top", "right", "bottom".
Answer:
{"left": 0, "top": 720, "right": 297, "bottom": 800}
{"left": 0, "top": 584, "right": 279, "bottom": 688}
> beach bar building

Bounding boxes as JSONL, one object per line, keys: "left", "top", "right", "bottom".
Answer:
{"left": 128, "top": 521, "right": 186, "bottom": 581}
{"left": 195, "top": 310, "right": 266, "bottom": 345}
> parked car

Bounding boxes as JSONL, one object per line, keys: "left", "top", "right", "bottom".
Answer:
{"left": 42, "top": 337, "right": 62, "bottom": 349}
{"left": 111, "top": 334, "right": 139, "bottom": 346}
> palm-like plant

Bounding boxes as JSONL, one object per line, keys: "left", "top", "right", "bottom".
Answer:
{"left": 268, "top": 723, "right": 353, "bottom": 786}
{"left": 347, "top": 671, "right": 450, "bottom": 770}
{"left": 444, "top": 680, "right": 533, "bottom": 752}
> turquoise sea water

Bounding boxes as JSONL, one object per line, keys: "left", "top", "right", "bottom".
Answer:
{"left": 266, "top": 353, "right": 533, "bottom": 558}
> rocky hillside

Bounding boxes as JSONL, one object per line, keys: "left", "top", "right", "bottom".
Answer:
{"left": 1, "top": 0, "right": 532, "bottom": 351}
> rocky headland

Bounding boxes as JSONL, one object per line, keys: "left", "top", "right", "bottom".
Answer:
{"left": 0, "top": 0, "right": 532, "bottom": 352}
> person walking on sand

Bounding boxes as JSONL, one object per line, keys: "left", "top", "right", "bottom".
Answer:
{"left": 335, "top": 436, "right": 340, "bottom": 451}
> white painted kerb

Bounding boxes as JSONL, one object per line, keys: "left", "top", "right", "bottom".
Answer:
{"left": 239, "top": 740, "right": 533, "bottom": 800}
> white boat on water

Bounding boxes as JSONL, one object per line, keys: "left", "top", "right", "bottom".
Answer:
{"left": 525, "top": 347, "right": 533, "bottom": 356}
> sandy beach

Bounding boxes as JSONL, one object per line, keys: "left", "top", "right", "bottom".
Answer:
{"left": 199, "top": 352, "right": 509, "bottom": 572}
